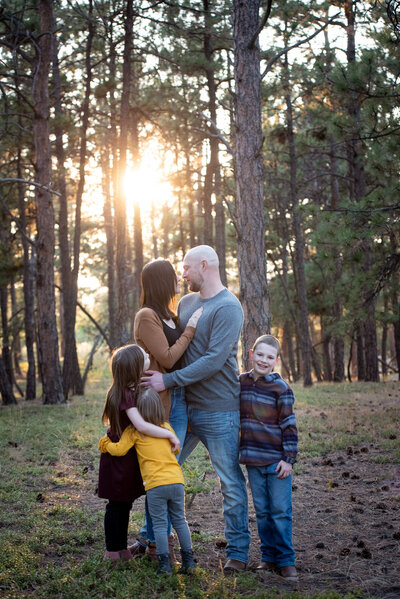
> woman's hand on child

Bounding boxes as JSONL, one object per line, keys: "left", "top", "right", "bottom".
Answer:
{"left": 187, "top": 307, "right": 203, "bottom": 328}
{"left": 275, "top": 460, "right": 292, "bottom": 479}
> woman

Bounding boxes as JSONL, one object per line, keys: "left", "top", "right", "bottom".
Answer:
{"left": 134, "top": 259, "right": 201, "bottom": 442}
{"left": 130, "top": 258, "right": 202, "bottom": 560}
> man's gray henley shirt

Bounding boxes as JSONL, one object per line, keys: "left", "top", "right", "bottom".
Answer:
{"left": 162, "top": 288, "right": 243, "bottom": 412}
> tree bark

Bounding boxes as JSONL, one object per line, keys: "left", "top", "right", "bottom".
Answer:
{"left": 284, "top": 51, "right": 312, "bottom": 386}
{"left": 52, "top": 10, "right": 87, "bottom": 396}
{"left": 33, "top": 0, "right": 64, "bottom": 404}
{"left": 0, "top": 286, "right": 13, "bottom": 390}
{"left": 344, "top": 0, "right": 379, "bottom": 382}
{"left": 101, "top": 148, "right": 117, "bottom": 349}
{"left": 233, "top": 0, "right": 270, "bottom": 370}
{"left": 114, "top": 0, "right": 134, "bottom": 345}
{"left": 0, "top": 354, "right": 16, "bottom": 405}
{"left": 17, "top": 151, "right": 36, "bottom": 400}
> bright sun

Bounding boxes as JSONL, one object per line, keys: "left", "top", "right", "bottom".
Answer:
{"left": 123, "top": 166, "right": 174, "bottom": 214}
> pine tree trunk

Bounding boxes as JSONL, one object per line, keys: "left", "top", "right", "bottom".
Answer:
{"left": 17, "top": 147, "right": 36, "bottom": 399}
{"left": 52, "top": 14, "right": 85, "bottom": 397}
{"left": 10, "top": 278, "right": 22, "bottom": 377}
{"left": 214, "top": 164, "right": 227, "bottom": 285}
{"left": 0, "top": 287, "right": 13, "bottom": 389}
{"left": 356, "top": 327, "right": 365, "bottom": 381}
{"left": 321, "top": 317, "right": 332, "bottom": 381}
{"left": 131, "top": 109, "right": 143, "bottom": 317}
{"left": 0, "top": 354, "right": 16, "bottom": 405}
{"left": 389, "top": 233, "right": 400, "bottom": 379}
{"left": 202, "top": 0, "right": 225, "bottom": 277}
{"left": 233, "top": 0, "right": 270, "bottom": 369}
{"left": 115, "top": 0, "right": 134, "bottom": 345}
{"left": 344, "top": 0, "right": 379, "bottom": 382}
{"left": 33, "top": 0, "right": 64, "bottom": 404}
{"left": 381, "top": 296, "right": 388, "bottom": 377}
{"left": 101, "top": 149, "right": 118, "bottom": 349}
{"left": 330, "top": 139, "right": 345, "bottom": 382}
{"left": 284, "top": 54, "right": 312, "bottom": 386}
{"left": 103, "top": 35, "right": 118, "bottom": 350}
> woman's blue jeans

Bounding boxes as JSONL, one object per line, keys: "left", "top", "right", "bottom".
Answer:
{"left": 247, "top": 463, "right": 295, "bottom": 567}
{"left": 169, "top": 386, "right": 188, "bottom": 462}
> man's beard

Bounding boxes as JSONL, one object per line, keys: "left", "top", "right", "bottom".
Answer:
{"left": 190, "top": 281, "right": 201, "bottom": 292}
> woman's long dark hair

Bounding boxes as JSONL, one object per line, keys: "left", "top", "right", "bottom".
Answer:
{"left": 102, "top": 344, "right": 144, "bottom": 437}
{"left": 140, "top": 259, "right": 178, "bottom": 323}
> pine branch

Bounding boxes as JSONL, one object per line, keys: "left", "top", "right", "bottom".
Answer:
{"left": 0, "top": 178, "right": 61, "bottom": 196}
{"left": 261, "top": 12, "right": 341, "bottom": 79}
{"left": 248, "top": 0, "right": 273, "bottom": 50}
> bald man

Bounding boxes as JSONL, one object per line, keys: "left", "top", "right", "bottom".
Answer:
{"left": 142, "top": 245, "right": 250, "bottom": 572}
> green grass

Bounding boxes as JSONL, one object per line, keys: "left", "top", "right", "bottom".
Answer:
{"left": 0, "top": 378, "right": 396, "bottom": 598}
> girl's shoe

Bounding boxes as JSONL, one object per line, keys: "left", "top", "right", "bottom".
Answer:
{"left": 103, "top": 550, "right": 122, "bottom": 561}
{"left": 177, "top": 549, "right": 195, "bottom": 574}
{"left": 119, "top": 549, "right": 133, "bottom": 562}
{"left": 157, "top": 553, "right": 172, "bottom": 575}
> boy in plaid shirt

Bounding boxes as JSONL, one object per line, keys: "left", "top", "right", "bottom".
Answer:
{"left": 239, "top": 335, "right": 298, "bottom": 582}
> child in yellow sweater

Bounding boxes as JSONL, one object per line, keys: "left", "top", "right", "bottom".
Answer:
{"left": 99, "top": 388, "right": 194, "bottom": 575}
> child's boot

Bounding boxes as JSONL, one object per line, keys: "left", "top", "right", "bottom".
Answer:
{"left": 103, "top": 550, "right": 122, "bottom": 561}
{"left": 177, "top": 549, "right": 195, "bottom": 573}
{"left": 157, "top": 553, "right": 172, "bottom": 575}
{"left": 119, "top": 549, "right": 133, "bottom": 562}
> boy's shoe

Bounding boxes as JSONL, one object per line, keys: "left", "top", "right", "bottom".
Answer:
{"left": 177, "top": 549, "right": 196, "bottom": 574}
{"left": 280, "top": 565, "right": 298, "bottom": 582}
{"left": 256, "top": 561, "right": 277, "bottom": 573}
{"left": 157, "top": 553, "right": 172, "bottom": 575}
{"left": 128, "top": 539, "right": 147, "bottom": 558}
{"left": 223, "top": 558, "right": 246, "bottom": 573}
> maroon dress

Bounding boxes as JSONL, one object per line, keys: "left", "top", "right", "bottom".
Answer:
{"left": 98, "top": 389, "right": 145, "bottom": 502}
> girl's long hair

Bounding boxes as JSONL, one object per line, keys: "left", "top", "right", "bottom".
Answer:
{"left": 102, "top": 344, "right": 144, "bottom": 437}
{"left": 136, "top": 388, "right": 166, "bottom": 427}
{"left": 140, "top": 259, "right": 178, "bottom": 323}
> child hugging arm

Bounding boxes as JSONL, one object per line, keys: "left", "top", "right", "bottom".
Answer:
{"left": 99, "top": 387, "right": 179, "bottom": 457}
{"left": 99, "top": 344, "right": 179, "bottom": 457}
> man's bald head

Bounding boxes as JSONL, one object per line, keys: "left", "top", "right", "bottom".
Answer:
{"left": 185, "top": 245, "right": 219, "bottom": 268}
{"left": 182, "top": 245, "right": 223, "bottom": 296}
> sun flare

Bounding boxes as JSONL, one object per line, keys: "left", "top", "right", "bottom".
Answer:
{"left": 123, "top": 166, "right": 174, "bottom": 212}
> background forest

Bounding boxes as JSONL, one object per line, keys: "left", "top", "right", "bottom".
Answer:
{"left": 0, "top": 0, "right": 399, "bottom": 405}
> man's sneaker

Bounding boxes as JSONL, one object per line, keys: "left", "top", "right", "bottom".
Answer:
{"left": 256, "top": 561, "right": 277, "bottom": 573}
{"left": 223, "top": 558, "right": 246, "bottom": 573}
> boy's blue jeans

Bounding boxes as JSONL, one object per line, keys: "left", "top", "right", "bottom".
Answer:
{"left": 246, "top": 463, "right": 295, "bottom": 567}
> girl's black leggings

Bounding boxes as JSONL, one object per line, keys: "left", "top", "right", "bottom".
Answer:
{"left": 104, "top": 499, "right": 133, "bottom": 551}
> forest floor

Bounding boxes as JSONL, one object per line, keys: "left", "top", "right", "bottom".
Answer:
{"left": 1, "top": 379, "right": 400, "bottom": 598}
{"left": 68, "top": 380, "right": 400, "bottom": 598}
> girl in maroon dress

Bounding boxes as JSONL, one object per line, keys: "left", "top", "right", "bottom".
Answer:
{"left": 98, "top": 344, "right": 179, "bottom": 561}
